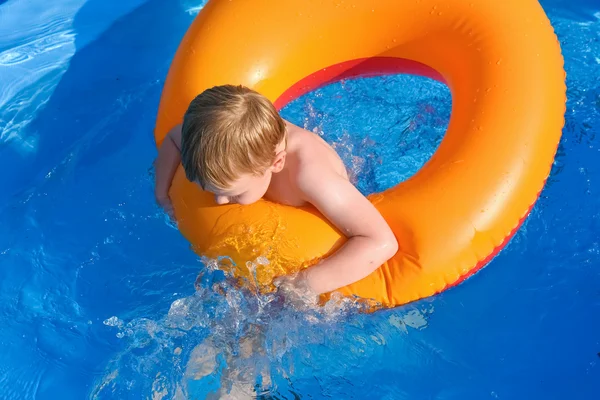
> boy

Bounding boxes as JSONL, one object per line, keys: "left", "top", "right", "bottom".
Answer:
{"left": 154, "top": 85, "right": 398, "bottom": 300}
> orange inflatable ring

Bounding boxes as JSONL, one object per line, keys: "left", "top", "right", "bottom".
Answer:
{"left": 155, "top": 0, "right": 566, "bottom": 308}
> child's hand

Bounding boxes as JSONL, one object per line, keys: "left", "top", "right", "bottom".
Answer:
{"left": 156, "top": 192, "right": 175, "bottom": 220}
{"left": 154, "top": 124, "right": 182, "bottom": 222}
{"left": 273, "top": 270, "right": 319, "bottom": 309}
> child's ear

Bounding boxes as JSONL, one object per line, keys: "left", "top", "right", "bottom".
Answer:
{"left": 271, "top": 150, "right": 286, "bottom": 173}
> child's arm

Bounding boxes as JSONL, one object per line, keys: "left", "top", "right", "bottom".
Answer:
{"left": 154, "top": 124, "right": 182, "bottom": 217}
{"left": 296, "top": 167, "right": 398, "bottom": 295}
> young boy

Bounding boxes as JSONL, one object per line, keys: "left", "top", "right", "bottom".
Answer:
{"left": 154, "top": 85, "right": 398, "bottom": 300}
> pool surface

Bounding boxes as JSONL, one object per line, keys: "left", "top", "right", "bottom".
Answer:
{"left": 1, "top": 0, "right": 599, "bottom": 398}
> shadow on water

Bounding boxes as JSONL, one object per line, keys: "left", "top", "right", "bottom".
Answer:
{"left": 0, "top": 0, "right": 191, "bottom": 205}
{"left": 0, "top": 1, "right": 195, "bottom": 399}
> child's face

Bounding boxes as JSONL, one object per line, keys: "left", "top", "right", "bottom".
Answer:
{"left": 205, "top": 171, "right": 272, "bottom": 206}
{"left": 203, "top": 144, "right": 286, "bottom": 206}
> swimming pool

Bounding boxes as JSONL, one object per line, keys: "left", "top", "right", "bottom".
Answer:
{"left": 0, "top": 0, "right": 599, "bottom": 398}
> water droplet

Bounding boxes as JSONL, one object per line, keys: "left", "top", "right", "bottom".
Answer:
{"left": 496, "top": 59, "right": 502, "bottom": 65}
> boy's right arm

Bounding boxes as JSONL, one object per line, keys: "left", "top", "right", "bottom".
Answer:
{"left": 154, "top": 124, "right": 182, "bottom": 217}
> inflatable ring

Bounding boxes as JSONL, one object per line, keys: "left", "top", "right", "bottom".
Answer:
{"left": 155, "top": 0, "right": 566, "bottom": 307}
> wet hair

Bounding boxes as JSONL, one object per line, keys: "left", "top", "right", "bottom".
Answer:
{"left": 180, "top": 85, "right": 286, "bottom": 189}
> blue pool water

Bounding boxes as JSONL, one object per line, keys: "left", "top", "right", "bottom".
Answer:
{"left": 1, "top": 0, "right": 599, "bottom": 398}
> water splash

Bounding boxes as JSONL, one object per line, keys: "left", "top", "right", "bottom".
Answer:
{"left": 93, "top": 256, "right": 375, "bottom": 399}
{"left": 180, "top": 0, "right": 209, "bottom": 15}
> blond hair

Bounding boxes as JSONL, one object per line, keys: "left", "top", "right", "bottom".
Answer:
{"left": 181, "top": 85, "right": 286, "bottom": 189}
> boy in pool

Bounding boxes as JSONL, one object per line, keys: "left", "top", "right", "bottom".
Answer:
{"left": 154, "top": 84, "right": 398, "bottom": 301}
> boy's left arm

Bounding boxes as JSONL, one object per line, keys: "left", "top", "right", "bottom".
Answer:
{"left": 296, "top": 167, "right": 399, "bottom": 295}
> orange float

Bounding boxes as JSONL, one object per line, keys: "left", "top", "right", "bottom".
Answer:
{"left": 154, "top": 0, "right": 566, "bottom": 308}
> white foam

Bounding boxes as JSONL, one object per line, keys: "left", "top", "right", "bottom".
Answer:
{"left": 181, "top": 0, "right": 209, "bottom": 15}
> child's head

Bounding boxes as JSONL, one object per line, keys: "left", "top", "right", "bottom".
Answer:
{"left": 181, "top": 85, "right": 286, "bottom": 205}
